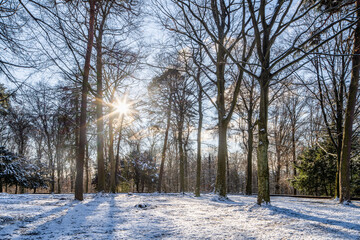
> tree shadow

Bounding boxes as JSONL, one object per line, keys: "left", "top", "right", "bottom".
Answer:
{"left": 0, "top": 198, "right": 78, "bottom": 238}
{"left": 269, "top": 205, "right": 360, "bottom": 239}
{"left": 208, "top": 194, "right": 247, "bottom": 207}
{"left": 11, "top": 194, "right": 173, "bottom": 239}
{"left": 11, "top": 195, "right": 104, "bottom": 239}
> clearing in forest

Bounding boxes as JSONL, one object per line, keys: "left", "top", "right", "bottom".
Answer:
{"left": 0, "top": 193, "right": 359, "bottom": 239}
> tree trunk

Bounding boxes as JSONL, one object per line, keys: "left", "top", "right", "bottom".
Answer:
{"left": 178, "top": 118, "right": 185, "bottom": 193}
{"left": 275, "top": 147, "right": 281, "bottom": 194}
{"left": 175, "top": 134, "right": 179, "bottom": 191}
{"left": 184, "top": 147, "right": 188, "bottom": 192}
{"left": 115, "top": 114, "right": 124, "bottom": 190}
{"left": 95, "top": 29, "right": 105, "bottom": 193}
{"left": 292, "top": 125, "right": 297, "bottom": 195}
{"left": 75, "top": 0, "right": 95, "bottom": 201}
{"left": 157, "top": 100, "right": 171, "bottom": 193}
{"left": 195, "top": 87, "right": 203, "bottom": 197}
{"left": 339, "top": 0, "right": 360, "bottom": 203}
{"left": 109, "top": 106, "right": 116, "bottom": 193}
{"left": 245, "top": 109, "right": 253, "bottom": 195}
{"left": 215, "top": 44, "right": 228, "bottom": 197}
{"left": 45, "top": 134, "right": 54, "bottom": 193}
{"left": 216, "top": 120, "right": 228, "bottom": 197}
{"left": 57, "top": 150, "right": 61, "bottom": 194}
{"left": 257, "top": 77, "right": 270, "bottom": 205}
{"left": 85, "top": 142, "right": 89, "bottom": 193}
{"left": 208, "top": 154, "right": 212, "bottom": 191}
{"left": 184, "top": 128, "right": 189, "bottom": 192}
{"left": 73, "top": 87, "right": 79, "bottom": 194}
{"left": 227, "top": 153, "right": 230, "bottom": 193}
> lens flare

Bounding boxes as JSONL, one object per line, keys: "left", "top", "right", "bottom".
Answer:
{"left": 115, "top": 101, "right": 129, "bottom": 115}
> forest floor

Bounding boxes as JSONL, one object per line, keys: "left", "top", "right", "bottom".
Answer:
{"left": 0, "top": 193, "right": 359, "bottom": 239}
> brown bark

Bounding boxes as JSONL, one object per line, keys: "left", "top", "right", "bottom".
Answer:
{"left": 157, "top": 99, "right": 171, "bottom": 193}
{"left": 44, "top": 128, "right": 54, "bottom": 193}
{"left": 195, "top": 86, "right": 203, "bottom": 197}
{"left": 178, "top": 116, "right": 185, "bottom": 193}
{"left": 245, "top": 108, "right": 253, "bottom": 195}
{"left": 85, "top": 141, "right": 89, "bottom": 193}
{"left": 215, "top": 43, "right": 228, "bottom": 197}
{"left": 56, "top": 146, "right": 62, "bottom": 194}
{"left": 339, "top": 0, "right": 360, "bottom": 203}
{"left": 94, "top": 0, "right": 114, "bottom": 193}
{"left": 335, "top": 56, "right": 345, "bottom": 197}
{"left": 115, "top": 114, "right": 124, "bottom": 189}
{"left": 216, "top": 120, "right": 228, "bottom": 197}
{"left": 275, "top": 122, "right": 281, "bottom": 195}
{"left": 109, "top": 105, "right": 116, "bottom": 193}
{"left": 75, "top": 0, "right": 96, "bottom": 201}
{"left": 184, "top": 124, "right": 190, "bottom": 192}
{"left": 292, "top": 125, "right": 297, "bottom": 195}
{"left": 95, "top": 27, "right": 105, "bottom": 192}
{"left": 255, "top": 12, "right": 271, "bottom": 204}
{"left": 208, "top": 154, "right": 212, "bottom": 191}
{"left": 257, "top": 77, "right": 270, "bottom": 205}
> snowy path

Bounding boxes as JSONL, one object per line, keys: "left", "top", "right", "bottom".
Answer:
{"left": 0, "top": 193, "right": 359, "bottom": 239}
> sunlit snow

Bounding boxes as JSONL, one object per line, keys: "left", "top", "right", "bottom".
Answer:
{"left": 0, "top": 193, "right": 359, "bottom": 239}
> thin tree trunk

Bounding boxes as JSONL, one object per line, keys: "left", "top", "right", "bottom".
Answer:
{"left": 274, "top": 116, "right": 281, "bottom": 195}
{"left": 208, "top": 154, "right": 211, "bottom": 191}
{"left": 85, "top": 142, "right": 89, "bottom": 193}
{"left": 75, "top": 0, "right": 95, "bottom": 201}
{"left": 175, "top": 134, "right": 179, "bottom": 191}
{"left": 57, "top": 149, "right": 61, "bottom": 194}
{"left": 95, "top": 28, "right": 105, "bottom": 193}
{"left": 73, "top": 87, "right": 79, "bottom": 193}
{"left": 275, "top": 148, "right": 281, "bottom": 194}
{"left": 184, "top": 125, "right": 190, "bottom": 192}
{"left": 178, "top": 118, "right": 185, "bottom": 193}
{"left": 45, "top": 133, "right": 54, "bottom": 193}
{"left": 195, "top": 87, "right": 203, "bottom": 197}
{"left": 340, "top": 0, "right": 360, "bottom": 203}
{"left": 227, "top": 154, "right": 230, "bottom": 193}
{"left": 115, "top": 114, "right": 124, "bottom": 189}
{"left": 292, "top": 125, "right": 297, "bottom": 195}
{"left": 335, "top": 58, "right": 345, "bottom": 199}
{"left": 109, "top": 105, "right": 116, "bottom": 193}
{"left": 158, "top": 100, "right": 172, "bottom": 193}
{"left": 246, "top": 109, "right": 253, "bottom": 195}
{"left": 184, "top": 146, "right": 188, "bottom": 192}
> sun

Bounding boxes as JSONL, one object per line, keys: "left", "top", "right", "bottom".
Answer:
{"left": 115, "top": 100, "right": 130, "bottom": 115}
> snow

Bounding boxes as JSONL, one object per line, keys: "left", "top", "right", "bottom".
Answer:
{"left": 0, "top": 193, "right": 359, "bottom": 239}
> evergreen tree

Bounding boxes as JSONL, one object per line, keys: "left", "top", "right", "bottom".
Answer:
{"left": 0, "top": 146, "right": 47, "bottom": 192}
{"left": 292, "top": 140, "right": 337, "bottom": 196}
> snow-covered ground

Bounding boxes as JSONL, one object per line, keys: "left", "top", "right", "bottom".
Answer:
{"left": 0, "top": 193, "right": 359, "bottom": 239}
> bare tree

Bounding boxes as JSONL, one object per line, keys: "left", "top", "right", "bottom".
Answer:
{"left": 75, "top": 0, "right": 96, "bottom": 201}
{"left": 246, "top": 0, "right": 355, "bottom": 205}
{"left": 154, "top": 0, "right": 254, "bottom": 197}
{"left": 340, "top": 0, "right": 360, "bottom": 203}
